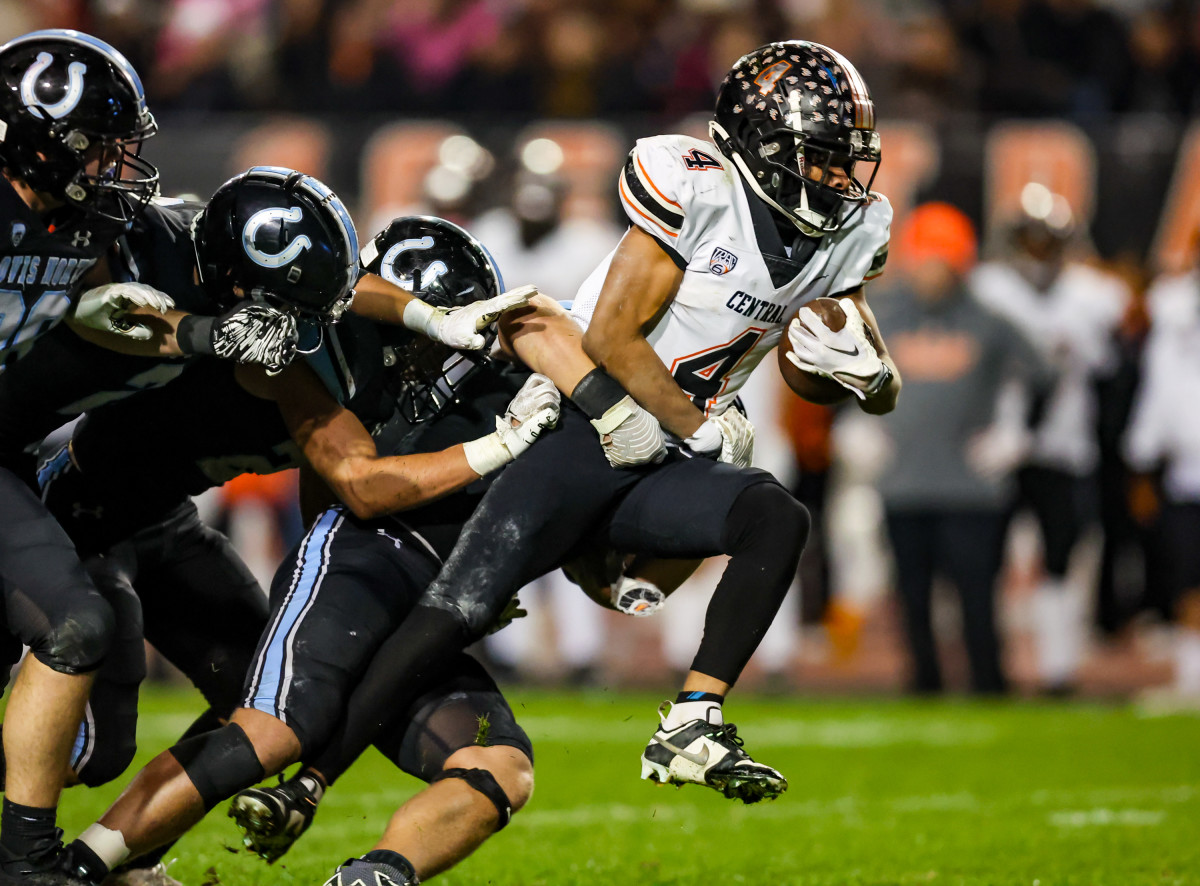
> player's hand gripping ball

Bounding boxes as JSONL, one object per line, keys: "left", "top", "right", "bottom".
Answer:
{"left": 779, "top": 297, "right": 889, "bottom": 403}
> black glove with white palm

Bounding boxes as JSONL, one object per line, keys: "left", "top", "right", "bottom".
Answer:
{"left": 785, "top": 297, "right": 891, "bottom": 400}
{"left": 403, "top": 283, "right": 538, "bottom": 350}
{"left": 462, "top": 372, "right": 560, "bottom": 476}
{"left": 175, "top": 301, "right": 300, "bottom": 372}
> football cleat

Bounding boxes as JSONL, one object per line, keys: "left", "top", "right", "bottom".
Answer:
{"left": 639, "top": 701, "right": 787, "bottom": 804}
{"left": 102, "top": 863, "right": 183, "bottom": 886}
{"left": 321, "top": 855, "right": 417, "bottom": 886}
{"left": 0, "top": 831, "right": 99, "bottom": 886}
{"left": 228, "top": 774, "right": 323, "bottom": 862}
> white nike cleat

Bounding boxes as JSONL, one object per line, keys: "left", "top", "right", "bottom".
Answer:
{"left": 639, "top": 701, "right": 787, "bottom": 804}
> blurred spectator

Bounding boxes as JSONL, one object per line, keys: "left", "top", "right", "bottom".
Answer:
{"left": 872, "top": 203, "right": 1048, "bottom": 694}
{"left": 972, "top": 184, "right": 1131, "bottom": 693}
{"left": 1124, "top": 266, "right": 1200, "bottom": 703}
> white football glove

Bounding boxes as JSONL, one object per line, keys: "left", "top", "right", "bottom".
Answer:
{"left": 462, "top": 372, "right": 560, "bottom": 475}
{"left": 785, "top": 297, "right": 891, "bottom": 400}
{"left": 682, "top": 408, "right": 756, "bottom": 468}
{"left": 73, "top": 282, "right": 175, "bottom": 341}
{"left": 589, "top": 395, "right": 667, "bottom": 468}
{"left": 403, "top": 284, "right": 537, "bottom": 350}
{"left": 610, "top": 575, "right": 667, "bottom": 617}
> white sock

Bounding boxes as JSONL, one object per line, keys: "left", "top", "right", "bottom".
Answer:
{"left": 78, "top": 823, "right": 131, "bottom": 871}
{"left": 1174, "top": 628, "right": 1200, "bottom": 695}
{"left": 1032, "top": 580, "right": 1085, "bottom": 685}
{"left": 662, "top": 700, "right": 723, "bottom": 730}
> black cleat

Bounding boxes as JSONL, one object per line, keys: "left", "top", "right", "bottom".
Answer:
{"left": 0, "top": 839, "right": 97, "bottom": 886}
{"left": 321, "top": 854, "right": 418, "bottom": 886}
{"left": 229, "top": 774, "right": 323, "bottom": 862}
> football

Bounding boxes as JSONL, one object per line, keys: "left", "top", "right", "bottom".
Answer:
{"left": 777, "top": 297, "right": 853, "bottom": 405}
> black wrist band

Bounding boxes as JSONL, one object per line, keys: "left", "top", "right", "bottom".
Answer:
{"left": 175, "top": 314, "right": 216, "bottom": 356}
{"left": 570, "top": 368, "right": 627, "bottom": 420}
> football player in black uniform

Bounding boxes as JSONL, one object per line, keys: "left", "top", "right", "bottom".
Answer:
{"left": 0, "top": 31, "right": 294, "bottom": 885}
{"left": 48, "top": 217, "right": 658, "bottom": 886}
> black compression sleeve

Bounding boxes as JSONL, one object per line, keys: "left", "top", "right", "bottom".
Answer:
{"left": 569, "top": 368, "right": 627, "bottom": 420}
{"left": 175, "top": 314, "right": 216, "bottom": 356}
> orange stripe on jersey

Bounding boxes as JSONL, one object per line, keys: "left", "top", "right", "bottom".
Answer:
{"left": 619, "top": 174, "right": 678, "bottom": 239}
{"left": 635, "top": 154, "right": 682, "bottom": 211}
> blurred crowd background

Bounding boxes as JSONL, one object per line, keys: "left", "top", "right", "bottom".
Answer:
{"left": 8, "top": 0, "right": 1200, "bottom": 702}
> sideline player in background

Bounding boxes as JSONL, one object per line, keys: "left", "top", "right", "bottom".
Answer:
{"left": 971, "top": 188, "right": 1130, "bottom": 693}
{"left": 275, "top": 40, "right": 900, "bottom": 808}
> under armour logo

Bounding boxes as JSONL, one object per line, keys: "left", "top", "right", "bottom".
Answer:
{"left": 72, "top": 230, "right": 92, "bottom": 248}
{"left": 21, "top": 52, "right": 87, "bottom": 120}
{"left": 242, "top": 206, "right": 312, "bottom": 269}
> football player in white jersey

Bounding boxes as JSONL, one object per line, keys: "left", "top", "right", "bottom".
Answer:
{"left": 245, "top": 40, "right": 901, "bottom": 809}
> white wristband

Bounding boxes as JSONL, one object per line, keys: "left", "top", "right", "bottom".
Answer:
{"left": 402, "top": 298, "right": 436, "bottom": 336}
{"left": 462, "top": 433, "right": 511, "bottom": 476}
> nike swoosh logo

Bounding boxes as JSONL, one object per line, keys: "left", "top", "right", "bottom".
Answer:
{"left": 654, "top": 735, "right": 710, "bottom": 766}
{"left": 827, "top": 344, "right": 859, "bottom": 356}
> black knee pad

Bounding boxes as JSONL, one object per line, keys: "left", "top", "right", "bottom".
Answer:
{"left": 431, "top": 767, "right": 514, "bottom": 830}
{"left": 722, "top": 482, "right": 811, "bottom": 557}
{"left": 168, "top": 722, "right": 264, "bottom": 811}
{"left": 35, "top": 592, "right": 116, "bottom": 675}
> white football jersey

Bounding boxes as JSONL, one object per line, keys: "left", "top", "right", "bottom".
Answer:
{"left": 570, "top": 134, "right": 890, "bottom": 417}
{"left": 971, "top": 260, "right": 1129, "bottom": 474}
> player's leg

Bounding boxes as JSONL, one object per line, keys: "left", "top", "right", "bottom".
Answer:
{"left": 297, "top": 407, "right": 635, "bottom": 788}
{"left": 939, "top": 510, "right": 1008, "bottom": 695}
{"left": 605, "top": 458, "right": 809, "bottom": 802}
{"left": 134, "top": 503, "right": 270, "bottom": 717}
{"left": 884, "top": 510, "right": 942, "bottom": 692}
{"left": 0, "top": 467, "right": 115, "bottom": 881}
{"left": 315, "top": 656, "right": 534, "bottom": 885}
{"left": 103, "top": 504, "right": 270, "bottom": 885}
{"left": 65, "top": 508, "right": 429, "bottom": 883}
{"left": 67, "top": 549, "right": 147, "bottom": 790}
{"left": 1022, "top": 466, "right": 1091, "bottom": 692}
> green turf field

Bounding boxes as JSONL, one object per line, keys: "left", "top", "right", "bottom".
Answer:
{"left": 49, "top": 686, "right": 1200, "bottom": 885}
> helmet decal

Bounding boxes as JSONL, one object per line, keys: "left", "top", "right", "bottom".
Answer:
{"left": 242, "top": 206, "right": 313, "bottom": 269}
{"left": 754, "top": 61, "right": 791, "bottom": 95}
{"left": 380, "top": 236, "right": 448, "bottom": 291}
{"left": 20, "top": 52, "right": 87, "bottom": 120}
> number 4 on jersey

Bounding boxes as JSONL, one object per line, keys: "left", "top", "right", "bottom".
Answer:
{"left": 682, "top": 148, "right": 722, "bottom": 171}
{"left": 670, "top": 328, "right": 763, "bottom": 412}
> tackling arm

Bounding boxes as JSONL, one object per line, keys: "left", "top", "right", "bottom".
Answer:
{"left": 239, "top": 361, "right": 481, "bottom": 520}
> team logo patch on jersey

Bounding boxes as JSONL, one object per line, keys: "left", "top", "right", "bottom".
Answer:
{"left": 10, "top": 222, "right": 25, "bottom": 247}
{"left": 709, "top": 247, "right": 738, "bottom": 276}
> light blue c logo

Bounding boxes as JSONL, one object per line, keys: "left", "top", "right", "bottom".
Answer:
{"left": 242, "top": 206, "right": 312, "bottom": 269}
{"left": 380, "top": 236, "right": 447, "bottom": 291}
{"left": 21, "top": 52, "right": 86, "bottom": 120}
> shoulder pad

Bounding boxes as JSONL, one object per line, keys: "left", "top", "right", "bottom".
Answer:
{"left": 618, "top": 135, "right": 732, "bottom": 266}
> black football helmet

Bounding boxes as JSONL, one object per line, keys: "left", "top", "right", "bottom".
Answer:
{"left": 360, "top": 215, "right": 504, "bottom": 424}
{"left": 0, "top": 29, "right": 158, "bottom": 222}
{"left": 711, "top": 40, "right": 881, "bottom": 237}
{"left": 192, "top": 166, "right": 359, "bottom": 322}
